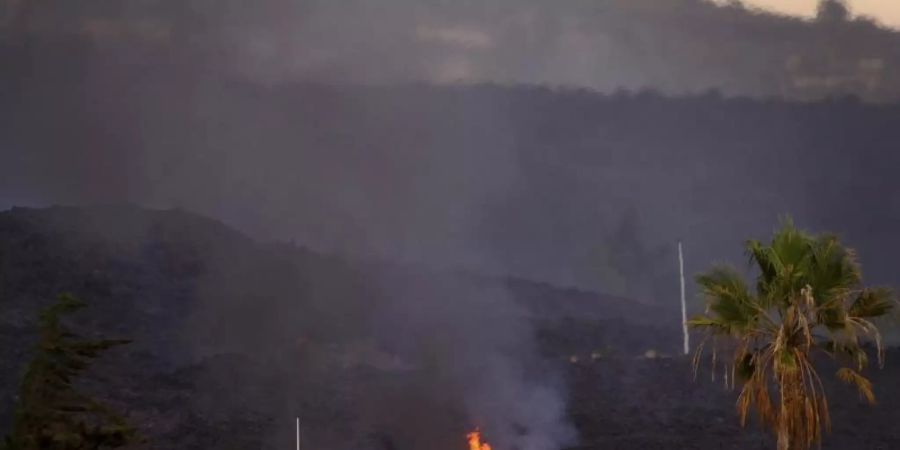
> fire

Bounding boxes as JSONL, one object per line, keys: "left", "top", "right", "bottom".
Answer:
{"left": 467, "top": 428, "right": 492, "bottom": 450}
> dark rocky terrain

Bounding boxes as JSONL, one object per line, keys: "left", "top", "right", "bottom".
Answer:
{"left": 0, "top": 205, "right": 896, "bottom": 449}
{"left": 568, "top": 351, "right": 900, "bottom": 450}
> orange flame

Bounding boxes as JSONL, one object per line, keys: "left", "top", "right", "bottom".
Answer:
{"left": 467, "top": 428, "right": 492, "bottom": 450}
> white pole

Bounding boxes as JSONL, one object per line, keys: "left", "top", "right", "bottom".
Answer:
{"left": 679, "top": 241, "right": 689, "bottom": 355}
{"left": 296, "top": 417, "right": 300, "bottom": 450}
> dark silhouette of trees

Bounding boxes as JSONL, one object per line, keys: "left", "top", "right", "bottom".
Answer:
{"left": 817, "top": 0, "right": 850, "bottom": 23}
{"left": 2, "top": 294, "right": 136, "bottom": 450}
{"left": 3, "top": 0, "right": 900, "bottom": 99}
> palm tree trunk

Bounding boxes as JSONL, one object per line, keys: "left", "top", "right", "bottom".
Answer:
{"left": 777, "top": 399, "right": 791, "bottom": 450}
{"left": 777, "top": 427, "right": 790, "bottom": 450}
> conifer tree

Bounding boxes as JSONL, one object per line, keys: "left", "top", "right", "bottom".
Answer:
{"left": 2, "top": 293, "right": 137, "bottom": 450}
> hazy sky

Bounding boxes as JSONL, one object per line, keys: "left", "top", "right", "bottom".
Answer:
{"left": 732, "top": 0, "right": 900, "bottom": 27}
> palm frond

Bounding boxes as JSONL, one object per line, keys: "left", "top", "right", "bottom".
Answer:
{"left": 807, "top": 235, "right": 861, "bottom": 303}
{"left": 836, "top": 368, "right": 876, "bottom": 404}
{"left": 695, "top": 266, "right": 760, "bottom": 333}
{"left": 770, "top": 220, "right": 813, "bottom": 271}
{"left": 746, "top": 239, "right": 778, "bottom": 293}
{"left": 849, "top": 287, "right": 895, "bottom": 318}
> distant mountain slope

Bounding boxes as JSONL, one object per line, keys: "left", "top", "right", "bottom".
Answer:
{"left": 4, "top": 67, "right": 900, "bottom": 302}
{"left": 3, "top": 0, "right": 900, "bottom": 100}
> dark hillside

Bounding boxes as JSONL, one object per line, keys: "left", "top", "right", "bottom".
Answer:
{"left": 0, "top": 205, "right": 674, "bottom": 449}
{"left": 3, "top": 62, "right": 900, "bottom": 306}
{"left": 4, "top": 0, "right": 900, "bottom": 100}
{"left": 1, "top": 206, "right": 897, "bottom": 449}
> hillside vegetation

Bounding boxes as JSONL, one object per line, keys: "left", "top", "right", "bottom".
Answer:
{"left": 3, "top": 0, "right": 900, "bottom": 100}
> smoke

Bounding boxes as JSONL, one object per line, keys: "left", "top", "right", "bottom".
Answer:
{"left": 119, "top": 51, "right": 577, "bottom": 447}
{"left": 177, "top": 146, "right": 579, "bottom": 449}
{"left": 3, "top": 2, "right": 900, "bottom": 447}
{"left": 366, "top": 273, "right": 576, "bottom": 449}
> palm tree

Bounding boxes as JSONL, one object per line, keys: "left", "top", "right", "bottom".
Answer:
{"left": 689, "top": 220, "right": 896, "bottom": 450}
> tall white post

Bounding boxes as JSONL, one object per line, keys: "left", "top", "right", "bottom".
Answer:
{"left": 679, "top": 241, "right": 689, "bottom": 355}
{"left": 296, "top": 417, "right": 300, "bottom": 450}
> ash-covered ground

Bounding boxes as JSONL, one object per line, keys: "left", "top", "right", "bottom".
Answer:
{"left": 0, "top": 206, "right": 897, "bottom": 449}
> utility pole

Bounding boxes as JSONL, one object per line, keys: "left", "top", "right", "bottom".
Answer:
{"left": 679, "top": 241, "right": 689, "bottom": 355}
{"left": 296, "top": 417, "right": 300, "bottom": 450}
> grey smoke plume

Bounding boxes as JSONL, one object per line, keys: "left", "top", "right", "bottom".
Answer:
{"left": 4, "top": 1, "right": 900, "bottom": 447}
{"left": 368, "top": 273, "right": 576, "bottom": 449}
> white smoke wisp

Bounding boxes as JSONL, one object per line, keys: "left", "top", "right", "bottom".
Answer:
{"left": 371, "top": 275, "right": 577, "bottom": 450}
